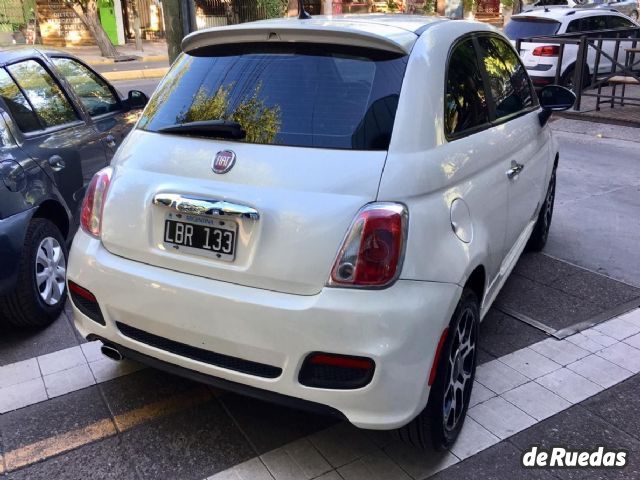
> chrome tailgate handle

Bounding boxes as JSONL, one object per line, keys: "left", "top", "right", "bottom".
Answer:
{"left": 153, "top": 193, "right": 260, "bottom": 221}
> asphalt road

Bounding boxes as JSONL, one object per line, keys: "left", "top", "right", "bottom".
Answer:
{"left": 112, "top": 78, "right": 162, "bottom": 99}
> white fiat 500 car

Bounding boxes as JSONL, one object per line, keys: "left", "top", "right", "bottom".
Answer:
{"left": 67, "top": 15, "right": 574, "bottom": 449}
{"left": 505, "top": 8, "right": 639, "bottom": 88}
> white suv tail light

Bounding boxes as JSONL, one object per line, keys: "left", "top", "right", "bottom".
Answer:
{"left": 81, "top": 167, "right": 112, "bottom": 238}
{"left": 328, "top": 203, "right": 408, "bottom": 288}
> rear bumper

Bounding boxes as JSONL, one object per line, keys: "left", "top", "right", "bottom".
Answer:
{"left": 67, "top": 230, "right": 462, "bottom": 430}
{"left": 0, "top": 209, "right": 32, "bottom": 296}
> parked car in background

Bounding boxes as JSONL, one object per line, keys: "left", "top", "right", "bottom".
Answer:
{"left": 0, "top": 48, "right": 148, "bottom": 328}
{"left": 67, "top": 15, "right": 574, "bottom": 449}
{"left": 578, "top": 0, "right": 640, "bottom": 20}
{"left": 505, "top": 8, "right": 639, "bottom": 88}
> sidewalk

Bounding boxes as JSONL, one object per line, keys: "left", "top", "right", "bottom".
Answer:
{"left": 558, "top": 84, "right": 640, "bottom": 128}
{"left": 51, "top": 40, "right": 170, "bottom": 82}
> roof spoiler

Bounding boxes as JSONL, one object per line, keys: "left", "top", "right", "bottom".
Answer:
{"left": 182, "top": 24, "right": 412, "bottom": 55}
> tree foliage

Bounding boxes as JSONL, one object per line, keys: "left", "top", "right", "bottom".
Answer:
{"left": 258, "top": 0, "right": 289, "bottom": 18}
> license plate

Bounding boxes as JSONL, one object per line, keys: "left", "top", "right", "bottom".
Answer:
{"left": 163, "top": 213, "right": 237, "bottom": 262}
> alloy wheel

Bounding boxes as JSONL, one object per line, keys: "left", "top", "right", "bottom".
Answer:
{"left": 35, "top": 236, "right": 67, "bottom": 306}
{"left": 443, "top": 306, "right": 477, "bottom": 433}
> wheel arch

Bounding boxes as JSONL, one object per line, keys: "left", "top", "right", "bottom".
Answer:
{"left": 32, "top": 199, "right": 71, "bottom": 241}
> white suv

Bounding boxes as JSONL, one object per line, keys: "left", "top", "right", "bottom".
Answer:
{"left": 505, "top": 8, "right": 639, "bottom": 88}
{"left": 67, "top": 15, "right": 574, "bottom": 449}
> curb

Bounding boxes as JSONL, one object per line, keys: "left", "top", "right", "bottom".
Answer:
{"left": 557, "top": 111, "right": 640, "bottom": 128}
{"left": 101, "top": 67, "right": 169, "bottom": 82}
{"left": 85, "top": 54, "right": 169, "bottom": 66}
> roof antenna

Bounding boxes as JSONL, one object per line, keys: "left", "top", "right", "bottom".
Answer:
{"left": 298, "top": 0, "right": 311, "bottom": 19}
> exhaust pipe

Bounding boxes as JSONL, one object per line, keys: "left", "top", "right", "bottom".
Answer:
{"left": 101, "top": 344, "right": 123, "bottom": 361}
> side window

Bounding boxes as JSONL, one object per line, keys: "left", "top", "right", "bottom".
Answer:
{"left": 581, "top": 16, "right": 608, "bottom": 31}
{"left": 607, "top": 16, "right": 634, "bottom": 29}
{"left": 477, "top": 36, "right": 535, "bottom": 120}
{"left": 51, "top": 57, "right": 120, "bottom": 117}
{"left": 6, "top": 60, "right": 79, "bottom": 129}
{"left": 445, "top": 39, "right": 490, "bottom": 137}
{"left": 566, "top": 19, "right": 581, "bottom": 33}
{"left": 0, "top": 68, "right": 42, "bottom": 133}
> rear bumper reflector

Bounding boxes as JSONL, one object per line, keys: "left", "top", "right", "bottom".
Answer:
{"left": 299, "top": 352, "right": 375, "bottom": 390}
{"left": 68, "top": 281, "right": 105, "bottom": 326}
{"left": 115, "top": 322, "right": 282, "bottom": 379}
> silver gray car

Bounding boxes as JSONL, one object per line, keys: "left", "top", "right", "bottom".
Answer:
{"left": 581, "top": 0, "right": 640, "bottom": 20}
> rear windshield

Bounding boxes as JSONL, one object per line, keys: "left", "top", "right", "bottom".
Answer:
{"left": 138, "top": 43, "right": 408, "bottom": 150}
{"left": 504, "top": 18, "right": 562, "bottom": 40}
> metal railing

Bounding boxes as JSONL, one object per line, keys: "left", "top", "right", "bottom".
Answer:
{"left": 516, "top": 27, "right": 640, "bottom": 110}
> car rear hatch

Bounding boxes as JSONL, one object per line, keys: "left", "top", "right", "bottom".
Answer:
{"left": 100, "top": 25, "right": 411, "bottom": 296}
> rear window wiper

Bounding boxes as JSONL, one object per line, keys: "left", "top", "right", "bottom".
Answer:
{"left": 157, "top": 120, "right": 246, "bottom": 139}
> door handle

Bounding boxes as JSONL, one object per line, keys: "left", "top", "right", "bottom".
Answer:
{"left": 104, "top": 134, "right": 117, "bottom": 149}
{"left": 506, "top": 160, "right": 524, "bottom": 180}
{"left": 48, "top": 155, "right": 66, "bottom": 172}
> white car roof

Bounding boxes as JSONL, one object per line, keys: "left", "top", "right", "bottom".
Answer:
{"left": 515, "top": 7, "right": 623, "bottom": 20}
{"left": 182, "top": 14, "right": 491, "bottom": 56}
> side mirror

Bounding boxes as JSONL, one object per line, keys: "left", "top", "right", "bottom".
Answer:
{"left": 538, "top": 85, "right": 576, "bottom": 126}
{"left": 127, "top": 90, "right": 149, "bottom": 110}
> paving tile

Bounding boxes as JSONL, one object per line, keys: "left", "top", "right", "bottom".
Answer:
{"left": 624, "top": 333, "right": 640, "bottom": 350}
{"left": 0, "top": 387, "right": 110, "bottom": 451}
{"left": 502, "top": 381, "right": 571, "bottom": 421}
{"left": 81, "top": 341, "right": 104, "bottom": 363}
{"left": 479, "top": 309, "right": 548, "bottom": 360}
{"left": 581, "top": 375, "right": 640, "bottom": 442}
{"left": 430, "top": 441, "right": 557, "bottom": 480}
{"left": 0, "top": 359, "right": 40, "bottom": 389}
{"left": 37, "top": 346, "right": 86, "bottom": 377}
{"left": 383, "top": 441, "right": 459, "bottom": 479}
{"left": 579, "top": 328, "right": 618, "bottom": 348}
{"left": 0, "top": 315, "right": 79, "bottom": 367}
{"left": 42, "top": 363, "right": 96, "bottom": 398}
{"left": 597, "top": 342, "right": 640, "bottom": 373}
{"left": 6, "top": 436, "right": 138, "bottom": 480}
{"left": 593, "top": 317, "right": 640, "bottom": 341}
{"left": 469, "top": 382, "right": 495, "bottom": 407}
{"left": 88, "top": 357, "right": 143, "bottom": 383}
{"left": 510, "top": 404, "right": 640, "bottom": 480}
{"left": 566, "top": 354, "right": 633, "bottom": 388}
{"left": 565, "top": 331, "right": 607, "bottom": 353}
{"left": 0, "top": 378, "right": 47, "bottom": 414}
{"left": 261, "top": 438, "right": 331, "bottom": 480}
{"left": 337, "top": 452, "right": 411, "bottom": 480}
{"left": 208, "top": 458, "right": 274, "bottom": 480}
{"left": 121, "top": 400, "right": 253, "bottom": 480}
{"left": 220, "top": 393, "right": 336, "bottom": 455}
{"left": 618, "top": 308, "right": 640, "bottom": 328}
{"left": 467, "top": 396, "right": 536, "bottom": 440}
{"left": 529, "top": 338, "right": 590, "bottom": 366}
{"left": 309, "top": 423, "right": 379, "bottom": 468}
{"left": 474, "top": 359, "right": 528, "bottom": 394}
{"left": 364, "top": 430, "right": 395, "bottom": 450}
{"left": 314, "top": 472, "right": 343, "bottom": 480}
{"left": 499, "top": 347, "right": 561, "bottom": 379}
{"left": 535, "top": 368, "right": 603, "bottom": 403}
{"left": 449, "top": 417, "right": 499, "bottom": 460}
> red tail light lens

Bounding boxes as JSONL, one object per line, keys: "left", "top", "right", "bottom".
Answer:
{"left": 81, "top": 167, "right": 112, "bottom": 238}
{"left": 532, "top": 45, "right": 560, "bottom": 57}
{"left": 329, "top": 203, "right": 408, "bottom": 288}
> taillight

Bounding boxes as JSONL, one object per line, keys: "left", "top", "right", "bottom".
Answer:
{"left": 329, "top": 203, "right": 408, "bottom": 288}
{"left": 532, "top": 45, "right": 560, "bottom": 57}
{"left": 81, "top": 167, "right": 112, "bottom": 238}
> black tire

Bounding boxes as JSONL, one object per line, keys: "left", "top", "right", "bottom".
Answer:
{"left": 561, "top": 65, "right": 590, "bottom": 92}
{"left": 0, "top": 218, "right": 68, "bottom": 328}
{"left": 397, "top": 288, "right": 480, "bottom": 451}
{"left": 527, "top": 168, "right": 556, "bottom": 252}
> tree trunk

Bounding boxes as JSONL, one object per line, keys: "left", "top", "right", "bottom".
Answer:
{"left": 131, "top": 0, "right": 143, "bottom": 51}
{"left": 161, "top": 0, "right": 185, "bottom": 64}
{"left": 66, "top": 1, "right": 119, "bottom": 58}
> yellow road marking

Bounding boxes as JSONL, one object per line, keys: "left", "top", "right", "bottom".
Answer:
{"left": 5, "top": 419, "right": 117, "bottom": 472}
{"left": 0, "top": 454, "right": 5, "bottom": 475}
{"left": 4, "top": 386, "right": 216, "bottom": 472}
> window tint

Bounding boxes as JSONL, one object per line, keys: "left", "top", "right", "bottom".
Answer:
{"left": 140, "top": 43, "right": 408, "bottom": 150}
{"left": 0, "top": 68, "right": 41, "bottom": 132}
{"left": 477, "top": 36, "right": 535, "bottom": 120}
{"left": 7, "top": 60, "right": 78, "bottom": 129}
{"left": 566, "top": 19, "right": 581, "bottom": 33}
{"left": 51, "top": 57, "right": 120, "bottom": 116}
{"left": 580, "top": 16, "right": 609, "bottom": 31}
{"left": 607, "top": 16, "right": 634, "bottom": 29}
{"left": 445, "top": 39, "right": 490, "bottom": 136}
{"left": 504, "top": 18, "right": 561, "bottom": 40}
